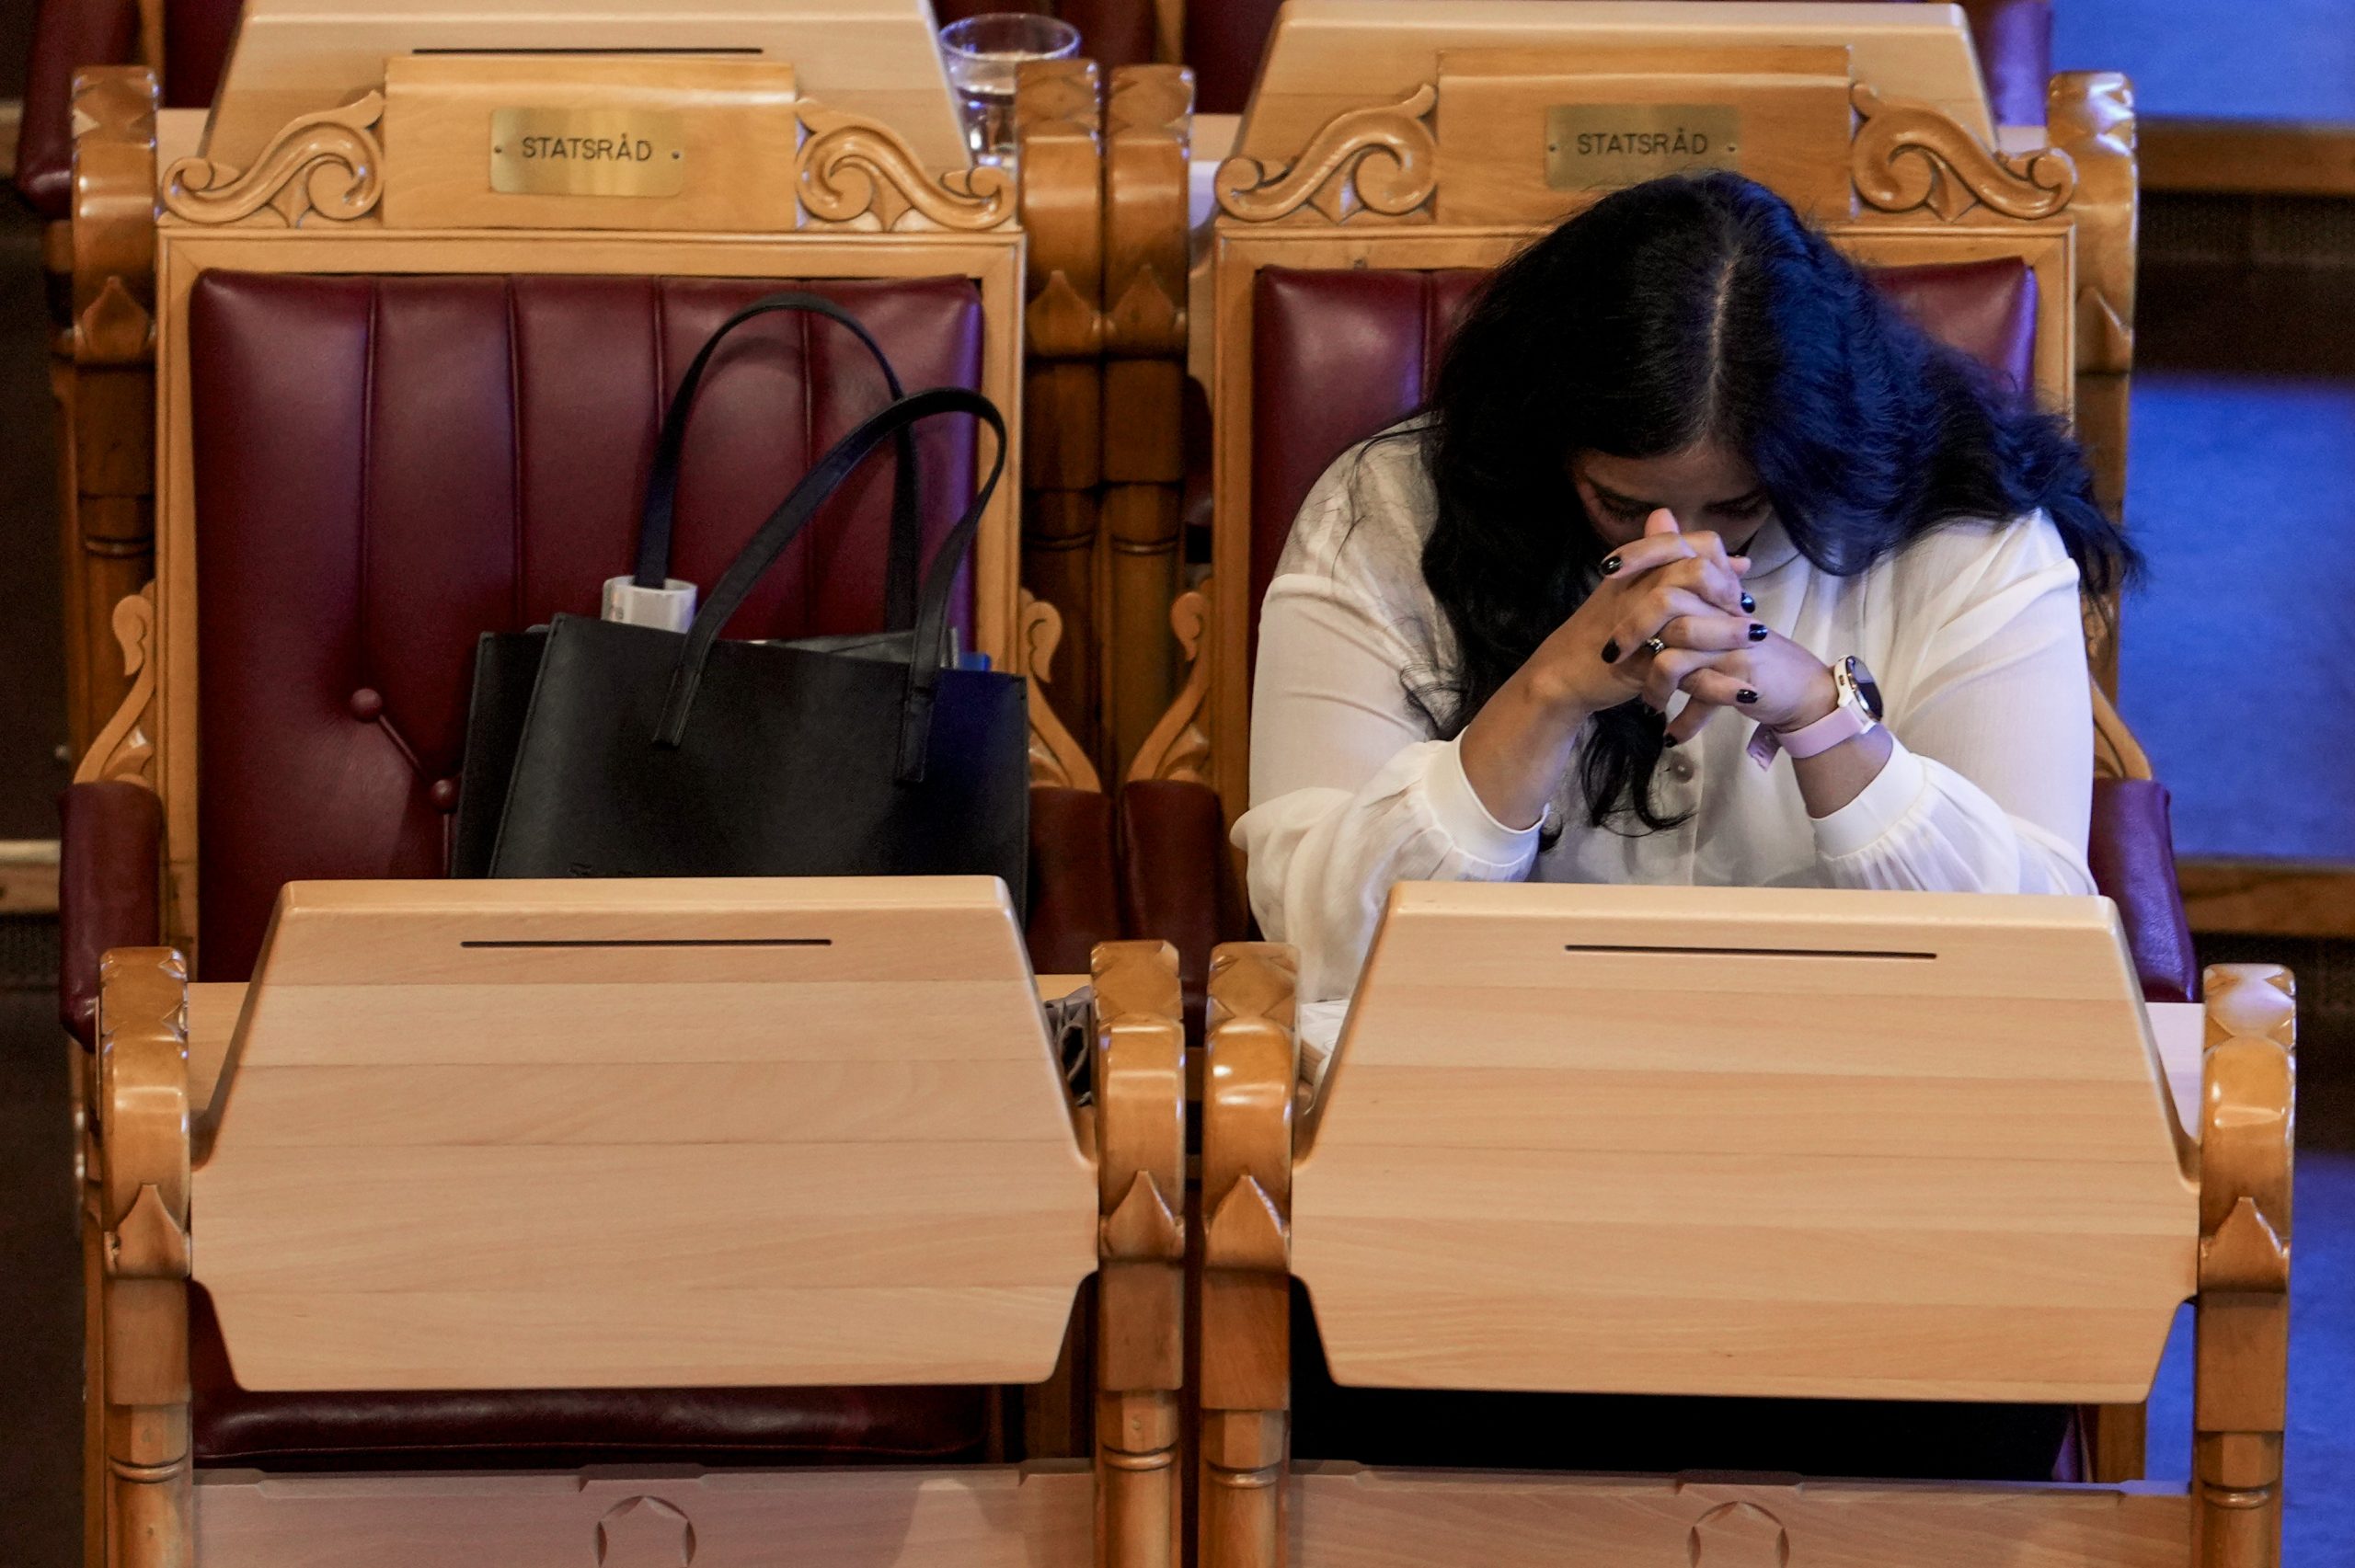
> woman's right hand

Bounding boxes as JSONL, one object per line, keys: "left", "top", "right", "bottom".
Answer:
{"left": 1520, "top": 509, "right": 1752, "bottom": 720}
{"left": 1457, "top": 509, "right": 1750, "bottom": 832}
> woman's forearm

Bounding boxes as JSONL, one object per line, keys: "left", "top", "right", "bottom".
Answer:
{"left": 1790, "top": 724, "right": 1896, "bottom": 818}
{"left": 1457, "top": 668, "right": 1594, "bottom": 830}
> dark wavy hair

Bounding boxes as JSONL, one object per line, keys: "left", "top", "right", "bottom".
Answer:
{"left": 1403, "top": 171, "right": 2132, "bottom": 831}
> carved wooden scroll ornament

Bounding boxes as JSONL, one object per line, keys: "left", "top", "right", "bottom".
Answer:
{"left": 164, "top": 92, "right": 385, "bottom": 226}
{"left": 797, "top": 102, "right": 1015, "bottom": 231}
{"left": 1125, "top": 588, "right": 1212, "bottom": 785}
{"left": 1850, "top": 84, "right": 2075, "bottom": 223}
{"left": 1215, "top": 85, "right": 1438, "bottom": 224}
{"left": 75, "top": 584, "right": 158, "bottom": 788}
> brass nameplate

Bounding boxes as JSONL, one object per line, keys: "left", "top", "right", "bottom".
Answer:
{"left": 1545, "top": 105, "right": 1740, "bottom": 189}
{"left": 490, "top": 109, "right": 687, "bottom": 198}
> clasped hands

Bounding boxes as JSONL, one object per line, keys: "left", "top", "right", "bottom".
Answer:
{"left": 1535, "top": 508, "right": 1837, "bottom": 744}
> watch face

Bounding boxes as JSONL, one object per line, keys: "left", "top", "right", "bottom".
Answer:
{"left": 1843, "top": 655, "right": 1885, "bottom": 721}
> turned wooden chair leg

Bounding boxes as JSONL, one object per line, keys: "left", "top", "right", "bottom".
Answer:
{"left": 2194, "top": 966, "right": 2296, "bottom": 1568}
{"left": 1200, "top": 944, "right": 1298, "bottom": 1568}
{"left": 1092, "top": 941, "right": 1188, "bottom": 1568}
{"left": 95, "top": 951, "right": 193, "bottom": 1568}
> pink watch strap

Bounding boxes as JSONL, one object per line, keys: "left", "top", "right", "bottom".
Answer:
{"left": 1746, "top": 703, "right": 1871, "bottom": 769}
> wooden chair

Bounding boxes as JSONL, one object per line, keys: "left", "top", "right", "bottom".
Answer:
{"left": 52, "top": 13, "right": 1166, "bottom": 1562}
{"left": 91, "top": 879, "right": 1188, "bottom": 1567}
{"left": 1198, "top": 890, "right": 2295, "bottom": 1568}
{"left": 38, "top": 0, "right": 1157, "bottom": 769}
{"left": 1116, "top": 3, "right": 2197, "bottom": 1027}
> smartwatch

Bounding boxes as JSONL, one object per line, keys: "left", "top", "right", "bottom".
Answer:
{"left": 1746, "top": 655, "right": 1883, "bottom": 769}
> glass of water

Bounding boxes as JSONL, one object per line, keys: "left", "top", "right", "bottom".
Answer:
{"left": 939, "top": 12, "right": 1082, "bottom": 165}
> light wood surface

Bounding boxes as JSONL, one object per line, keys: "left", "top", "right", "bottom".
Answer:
{"left": 1195, "top": 926, "right": 2294, "bottom": 1568}
{"left": 201, "top": 0, "right": 970, "bottom": 176}
{"left": 190, "top": 878, "right": 1097, "bottom": 1392}
{"left": 379, "top": 55, "right": 803, "bottom": 231}
{"left": 116, "top": 222, "right": 1024, "bottom": 959}
{"left": 109, "top": 910, "right": 1191, "bottom": 1568}
{"left": 1233, "top": 1, "right": 1995, "bottom": 170}
{"left": 1432, "top": 46, "right": 1856, "bottom": 223}
{"left": 1292, "top": 885, "right": 2195, "bottom": 1403}
{"left": 1284, "top": 1465, "right": 2188, "bottom": 1568}
{"left": 194, "top": 1463, "right": 1093, "bottom": 1567}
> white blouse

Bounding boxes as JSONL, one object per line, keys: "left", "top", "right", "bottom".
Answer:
{"left": 1235, "top": 428, "right": 2097, "bottom": 1063}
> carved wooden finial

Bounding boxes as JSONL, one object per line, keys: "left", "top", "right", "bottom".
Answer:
{"left": 1204, "top": 1173, "right": 1289, "bottom": 1272}
{"left": 1103, "top": 1168, "right": 1185, "bottom": 1262}
{"left": 1207, "top": 942, "right": 1298, "bottom": 1036}
{"left": 2198, "top": 963, "right": 2295, "bottom": 1283}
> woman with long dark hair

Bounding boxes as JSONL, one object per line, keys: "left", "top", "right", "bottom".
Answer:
{"left": 1239, "top": 171, "right": 2132, "bottom": 1065}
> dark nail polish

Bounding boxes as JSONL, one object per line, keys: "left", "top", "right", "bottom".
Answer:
{"left": 1748, "top": 622, "right": 1769, "bottom": 642}
{"left": 1602, "top": 555, "right": 1623, "bottom": 577}
{"left": 1740, "top": 591, "right": 1756, "bottom": 612}
{"left": 1661, "top": 733, "right": 1680, "bottom": 749}
{"left": 1601, "top": 639, "right": 1620, "bottom": 665}
{"left": 1737, "top": 688, "right": 1759, "bottom": 705}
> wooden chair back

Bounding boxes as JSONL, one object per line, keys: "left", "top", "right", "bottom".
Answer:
{"left": 1125, "top": 3, "right": 2135, "bottom": 830}
{"left": 1294, "top": 882, "right": 2195, "bottom": 1402}
{"left": 66, "top": 8, "right": 1109, "bottom": 971}
{"left": 187, "top": 877, "right": 1097, "bottom": 1393}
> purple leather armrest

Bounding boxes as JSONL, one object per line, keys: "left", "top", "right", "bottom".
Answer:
{"left": 2088, "top": 778, "right": 2199, "bottom": 1004}
{"left": 1118, "top": 779, "right": 1246, "bottom": 1031}
{"left": 1960, "top": 0, "right": 2054, "bottom": 132}
{"left": 1028, "top": 784, "right": 1123, "bottom": 977}
{"left": 59, "top": 779, "right": 163, "bottom": 1045}
{"left": 17, "top": 0, "right": 142, "bottom": 222}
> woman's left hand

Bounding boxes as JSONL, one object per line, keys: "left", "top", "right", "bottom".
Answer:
{"left": 1642, "top": 626, "right": 1838, "bottom": 744}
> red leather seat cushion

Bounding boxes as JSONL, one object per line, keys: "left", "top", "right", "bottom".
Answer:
{"left": 189, "top": 271, "right": 984, "bottom": 983}
{"left": 188, "top": 1287, "right": 988, "bottom": 1469}
{"left": 1247, "top": 257, "right": 2036, "bottom": 639}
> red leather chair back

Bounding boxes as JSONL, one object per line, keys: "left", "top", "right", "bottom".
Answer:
{"left": 165, "top": 0, "right": 241, "bottom": 106}
{"left": 189, "top": 271, "right": 985, "bottom": 981}
{"left": 18, "top": 0, "right": 244, "bottom": 217}
{"left": 1246, "top": 256, "right": 2037, "bottom": 644}
{"left": 1186, "top": 0, "right": 2050, "bottom": 126}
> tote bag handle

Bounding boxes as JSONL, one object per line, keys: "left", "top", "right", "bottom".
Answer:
{"left": 637, "top": 292, "right": 926, "bottom": 632}
{"left": 656, "top": 385, "right": 1008, "bottom": 785}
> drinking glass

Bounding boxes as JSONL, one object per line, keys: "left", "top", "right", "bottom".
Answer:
{"left": 939, "top": 12, "right": 1082, "bottom": 164}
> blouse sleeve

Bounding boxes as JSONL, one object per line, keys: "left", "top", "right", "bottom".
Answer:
{"left": 1808, "top": 517, "right": 2097, "bottom": 896}
{"left": 1235, "top": 574, "right": 1539, "bottom": 1007}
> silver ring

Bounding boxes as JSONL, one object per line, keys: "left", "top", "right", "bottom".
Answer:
{"left": 1642, "top": 636, "right": 1667, "bottom": 656}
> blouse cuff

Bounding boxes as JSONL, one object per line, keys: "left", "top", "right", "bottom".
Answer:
{"left": 1809, "top": 736, "right": 1930, "bottom": 860}
{"left": 1428, "top": 736, "right": 1544, "bottom": 868}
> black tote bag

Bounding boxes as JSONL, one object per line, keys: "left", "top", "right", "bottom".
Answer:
{"left": 450, "top": 292, "right": 936, "bottom": 878}
{"left": 487, "top": 384, "right": 1028, "bottom": 899}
